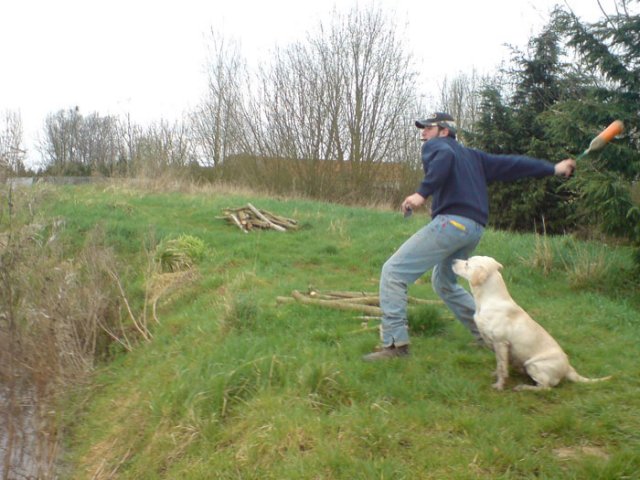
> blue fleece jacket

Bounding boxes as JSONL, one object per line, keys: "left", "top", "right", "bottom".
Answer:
{"left": 417, "top": 136, "right": 556, "bottom": 226}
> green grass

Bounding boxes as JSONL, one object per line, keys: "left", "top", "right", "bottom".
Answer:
{"left": 30, "top": 183, "right": 640, "bottom": 479}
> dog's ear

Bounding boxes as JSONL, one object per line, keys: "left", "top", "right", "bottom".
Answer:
{"left": 470, "top": 266, "right": 489, "bottom": 286}
{"left": 494, "top": 260, "right": 504, "bottom": 271}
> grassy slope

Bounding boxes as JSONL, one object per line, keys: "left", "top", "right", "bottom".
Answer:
{"left": 46, "top": 184, "right": 639, "bottom": 479}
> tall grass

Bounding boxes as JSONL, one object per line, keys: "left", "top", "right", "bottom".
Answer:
{"left": 4, "top": 181, "right": 640, "bottom": 479}
{"left": 0, "top": 183, "right": 203, "bottom": 477}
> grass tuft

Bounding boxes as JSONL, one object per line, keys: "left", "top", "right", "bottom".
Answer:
{"left": 155, "top": 234, "right": 206, "bottom": 272}
{"left": 559, "top": 237, "right": 611, "bottom": 289}
{"left": 408, "top": 305, "right": 449, "bottom": 336}
{"left": 223, "top": 293, "right": 261, "bottom": 332}
{"left": 299, "top": 363, "right": 354, "bottom": 411}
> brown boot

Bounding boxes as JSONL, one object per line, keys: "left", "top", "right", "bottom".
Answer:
{"left": 362, "top": 344, "right": 410, "bottom": 362}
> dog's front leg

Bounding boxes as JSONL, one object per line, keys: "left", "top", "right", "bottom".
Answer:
{"left": 492, "top": 342, "right": 510, "bottom": 390}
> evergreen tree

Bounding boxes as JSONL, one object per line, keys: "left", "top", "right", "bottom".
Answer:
{"left": 470, "top": 2, "right": 640, "bottom": 257}
{"left": 552, "top": 2, "right": 640, "bottom": 251}
{"left": 470, "top": 27, "right": 577, "bottom": 233}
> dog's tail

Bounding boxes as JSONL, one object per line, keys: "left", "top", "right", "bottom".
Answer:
{"left": 566, "top": 366, "right": 612, "bottom": 384}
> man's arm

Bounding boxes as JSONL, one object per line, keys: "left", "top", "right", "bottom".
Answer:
{"left": 402, "top": 193, "right": 426, "bottom": 215}
{"left": 413, "top": 145, "right": 455, "bottom": 203}
{"left": 400, "top": 144, "right": 454, "bottom": 215}
{"left": 554, "top": 158, "right": 576, "bottom": 177}
{"left": 481, "top": 151, "right": 575, "bottom": 182}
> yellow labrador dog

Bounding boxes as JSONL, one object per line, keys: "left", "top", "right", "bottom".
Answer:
{"left": 452, "top": 256, "right": 611, "bottom": 391}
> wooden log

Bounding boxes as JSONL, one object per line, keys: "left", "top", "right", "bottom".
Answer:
{"left": 306, "top": 292, "right": 339, "bottom": 300}
{"left": 324, "top": 290, "right": 377, "bottom": 298}
{"left": 307, "top": 292, "right": 379, "bottom": 305}
{"left": 260, "top": 208, "right": 299, "bottom": 227}
{"left": 265, "top": 209, "right": 298, "bottom": 224}
{"left": 270, "top": 218, "right": 299, "bottom": 230}
{"left": 247, "top": 203, "right": 287, "bottom": 232}
{"left": 315, "top": 290, "right": 442, "bottom": 306}
{"left": 221, "top": 204, "right": 300, "bottom": 232}
{"left": 310, "top": 295, "right": 368, "bottom": 304}
{"left": 229, "top": 213, "right": 248, "bottom": 233}
{"left": 248, "top": 219, "right": 272, "bottom": 229}
{"left": 276, "top": 296, "right": 295, "bottom": 304}
{"left": 327, "top": 296, "right": 380, "bottom": 306}
{"left": 278, "top": 292, "right": 446, "bottom": 320}
{"left": 291, "top": 290, "right": 383, "bottom": 316}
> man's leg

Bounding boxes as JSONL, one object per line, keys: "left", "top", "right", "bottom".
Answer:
{"left": 432, "top": 260, "right": 481, "bottom": 339}
{"left": 431, "top": 217, "right": 484, "bottom": 340}
{"left": 371, "top": 215, "right": 483, "bottom": 353}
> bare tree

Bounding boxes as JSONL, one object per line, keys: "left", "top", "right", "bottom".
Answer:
{"left": 38, "top": 108, "right": 122, "bottom": 176}
{"left": 250, "top": 43, "right": 339, "bottom": 161}
{"left": 232, "top": 6, "right": 421, "bottom": 201}
{"left": 192, "top": 32, "right": 248, "bottom": 167}
{"left": 78, "top": 113, "right": 121, "bottom": 176}
{"left": 39, "top": 107, "right": 83, "bottom": 174}
{"left": 437, "top": 69, "right": 486, "bottom": 140}
{"left": 116, "top": 113, "right": 144, "bottom": 177}
{"left": 134, "top": 119, "right": 195, "bottom": 176}
{"left": 0, "top": 110, "right": 26, "bottom": 178}
{"left": 254, "top": 6, "right": 417, "bottom": 165}
{"left": 338, "top": 8, "right": 417, "bottom": 164}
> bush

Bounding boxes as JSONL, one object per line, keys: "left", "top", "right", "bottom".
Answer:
{"left": 155, "top": 234, "right": 206, "bottom": 272}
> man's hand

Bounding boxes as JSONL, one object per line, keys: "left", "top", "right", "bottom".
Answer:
{"left": 554, "top": 158, "right": 576, "bottom": 177}
{"left": 402, "top": 193, "right": 426, "bottom": 215}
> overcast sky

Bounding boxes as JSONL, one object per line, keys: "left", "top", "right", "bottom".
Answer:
{"left": 0, "top": 0, "right": 606, "bottom": 165}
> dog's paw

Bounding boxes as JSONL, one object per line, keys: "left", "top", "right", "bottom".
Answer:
{"left": 492, "top": 382, "right": 504, "bottom": 391}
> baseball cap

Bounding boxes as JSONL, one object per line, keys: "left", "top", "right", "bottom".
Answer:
{"left": 415, "top": 112, "right": 456, "bottom": 133}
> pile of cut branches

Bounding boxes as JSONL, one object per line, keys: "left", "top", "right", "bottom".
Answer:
{"left": 219, "top": 203, "right": 299, "bottom": 233}
{"left": 276, "top": 289, "right": 442, "bottom": 317}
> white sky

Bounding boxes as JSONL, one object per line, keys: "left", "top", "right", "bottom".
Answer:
{"left": 0, "top": 0, "right": 606, "bottom": 166}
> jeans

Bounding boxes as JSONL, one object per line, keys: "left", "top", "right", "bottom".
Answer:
{"left": 379, "top": 214, "right": 484, "bottom": 347}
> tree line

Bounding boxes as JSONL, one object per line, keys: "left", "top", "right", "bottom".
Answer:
{"left": 1, "top": 1, "right": 638, "bottom": 254}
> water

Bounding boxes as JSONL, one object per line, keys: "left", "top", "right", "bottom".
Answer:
{"left": 0, "top": 385, "right": 45, "bottom": 479}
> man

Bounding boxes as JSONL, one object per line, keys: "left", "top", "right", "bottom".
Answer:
{"left": 363, "top": 112, "right": 576, "bottom": 361}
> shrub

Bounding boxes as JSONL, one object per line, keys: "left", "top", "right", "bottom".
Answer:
{"left": 155, "top": 234, "right": 206, "bottom": 272}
